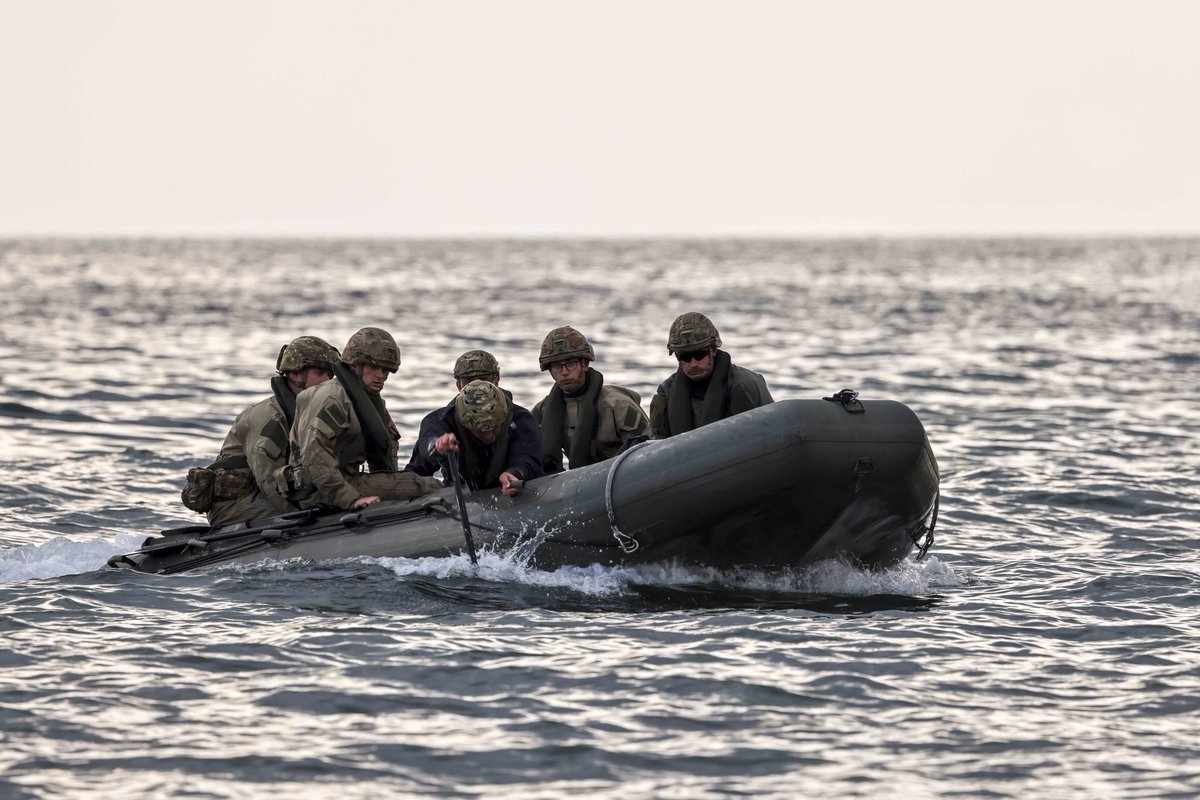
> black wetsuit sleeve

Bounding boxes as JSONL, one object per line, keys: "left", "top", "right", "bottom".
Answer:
{"left": 403, "top": 407, "right": 453, "bottom": 477}
{"left": 506, "top": 407, "right": 547, "bottom": 482}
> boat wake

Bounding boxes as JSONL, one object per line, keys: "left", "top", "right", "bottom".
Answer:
{"left": 1, "top": 530, "right": 962, "bottom": 613}
{"left": 368, "top": 545, "right": 966, "bottom": 612}
{"left": 0, "top": 533, "right": 147, "bottom": 583}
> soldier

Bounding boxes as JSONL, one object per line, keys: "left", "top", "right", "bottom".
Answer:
{"left": 450, "top": 349, "right": 500, "bottom": 388}
{"left": 649, "top": 312, "right": 773, "bottom": 438}
{"left": 404, "top": 349, "right": 503, "bottom": 477}
{"left": 285, "top": 327, "right": 442, "bottom": 511}
{"left": 407, "top": 379, "right": 543, "bottom": 497}
{"left": 531, "top": 326, "right": 649, "bottom": 472}
{"left": 181, "top": 335, "right": 339, "bottom": 528}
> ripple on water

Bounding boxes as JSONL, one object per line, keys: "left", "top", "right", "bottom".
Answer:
{"left": 1, "top": 238, "right": 1199, "bottom": 798}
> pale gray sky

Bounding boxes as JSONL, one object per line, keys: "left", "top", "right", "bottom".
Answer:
{"left": 2, "top": 1, "right": 1197, "bottom": 237}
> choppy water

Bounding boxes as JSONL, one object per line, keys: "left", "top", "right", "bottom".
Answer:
{"left": 1, "top": 238, "right": 1198, "bottom": 798}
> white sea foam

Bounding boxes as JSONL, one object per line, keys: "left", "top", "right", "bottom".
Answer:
{"left": 368, "top": 548, "right": 964, "bottom": 598}
{"left": 0, "top": 533, "right": 147, "bottom": 583}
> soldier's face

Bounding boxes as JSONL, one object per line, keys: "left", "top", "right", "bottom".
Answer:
{"left": 301, "top": 367, "right": 332, "bottom": 389}
{"left": 470, "top": 427, "right": 498, "bottom": 444}
{"left": 549, "top": 359, "right": 587, "bottom": 394}
{"left": 358, "top": 364, "right": 390, "bottom": 393}
{"left": 286, "top": 367, "right": 333, "bottom": 393}
{"left": 678, "top": 347, "right": 716, "bottom": 381}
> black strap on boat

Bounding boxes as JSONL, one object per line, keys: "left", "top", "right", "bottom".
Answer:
{"left": 909, "top": 492, "right": 939, "bottom": 560}
{"left": 126, "top": 506, "right": 331, "bottom": 559}
{"left": 150, "top": 502, "right": 443, "bottom": 575}
{"left": 606, "top": 440, "right": 650, "bottom": 554}
{"left": 822, "top": 388, "right": 865, "bottom": 413}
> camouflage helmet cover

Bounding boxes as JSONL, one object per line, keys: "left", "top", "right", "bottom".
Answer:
{"left": 455, "top": 380, "right": 509, "bottom": 433}
{"left": 276, "top": 336, "right": 340, "bottom": 373}
{"left": 667, "top": 312, "right": 722, "bottom": 355}
{"left": 538, "top": 326, "right": 596, "bottom": 370}
{"left": 453, "top": 349, "right": 501, "bottom": 380}
{"left": 341, "top": 327, "right": 401, "bottom": 373}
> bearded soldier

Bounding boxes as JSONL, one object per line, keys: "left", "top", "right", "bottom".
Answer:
{"left": 407, "top": 379, "right": 543, "bottom": 497}
{"left": 531, "top": 326, "right": 649, "bottom": 473}
{"left": 181, "top": 335, "right": 339, "bottom": 528}
{"left": 286, "top": 327, "right": 442, "bottom": 511}
{"left": 649, "top": 312, "right": 773, "bottom": 439}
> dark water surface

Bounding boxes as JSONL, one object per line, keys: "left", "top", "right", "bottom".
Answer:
{"left": 1, "top": 239, "right": 1198, "bottom": 798}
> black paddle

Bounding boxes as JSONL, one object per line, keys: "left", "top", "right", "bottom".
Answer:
{"left": 443, "top": 441, "right": 479, "bottom": 565}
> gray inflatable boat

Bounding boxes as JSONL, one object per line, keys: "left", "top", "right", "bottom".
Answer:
{"left": 109, "top": 395, "right": 940, "bottom": 575}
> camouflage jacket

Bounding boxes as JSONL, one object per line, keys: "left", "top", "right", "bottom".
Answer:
{"left": 532, "top": 383, "right": 649, "bottom": 470}
{"left": 213, "top": 395, "right": 291, "bottom": 514}
{"left": 650, "top": 353, "right": 773, "bottom": 439}
{"left": 289, "top": 378, "right": 399, "bottom": 509}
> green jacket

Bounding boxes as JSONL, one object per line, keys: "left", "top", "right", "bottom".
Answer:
{"left": 209, "top": 394, "right": 291, "bottom": 517}
{"left": 533, "top": 376, "right": 649, "bottom": 471}
{"left": 289, "top": 378, "right": 399, "bottom": 510}
{"left": 649, "top": 351, "right": 773, "bottom": 439}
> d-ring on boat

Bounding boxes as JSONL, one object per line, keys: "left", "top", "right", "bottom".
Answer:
{"left": 109, "top": 394, "right": 940, "bottom": 575}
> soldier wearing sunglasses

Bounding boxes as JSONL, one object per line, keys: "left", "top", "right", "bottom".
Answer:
{"left": 649, "top": 312, "right": 773, "bottom": 439}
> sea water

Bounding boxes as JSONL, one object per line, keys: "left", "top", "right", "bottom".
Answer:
{"left": 1, "top": 238, "right": 1198, "bottom": 798}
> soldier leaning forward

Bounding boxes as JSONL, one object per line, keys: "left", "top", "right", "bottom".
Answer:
{"left": 405, "top": 380, "right": 543, "bottom": 497}
{"left": 531, "top": 326, "right": 649, "bottom": 473}
{"left": 649, "top": 312, "right": 773, "bottom": 439}
{"left": 284, "top": 327, "right": 442, "bottom": 511}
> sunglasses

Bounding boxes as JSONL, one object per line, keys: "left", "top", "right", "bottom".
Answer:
{"left": 676, "top": 350, "right": 710, "bottom": 363}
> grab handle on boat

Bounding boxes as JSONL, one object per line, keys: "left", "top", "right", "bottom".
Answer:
{"left": 606, "top": 440, "right": 651, "bottom": 554}
{"left": 823, "top": 388, "right": 865, "bottom": 413}
{"left": 910, "top": 492, "right": 939, "bottom": 560}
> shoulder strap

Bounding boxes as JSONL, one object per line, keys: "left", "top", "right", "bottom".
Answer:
{"left": 270, "top": 375, "right": 297, "bottom": 428}
{"left": 333, "top": 362, "right": 394, "bottom": 471}
{"left": 696, "top": 349, "right": 732, "bottom": 426}
{"left": 569, "top": 369, "right": 603, "bottom": 467}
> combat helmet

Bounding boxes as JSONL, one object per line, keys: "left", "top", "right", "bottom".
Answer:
{"left": 276, "top": 336, "right": 340, "bottom": 373}
{"left": 455, "top": 380, "right": 509, "bottom": 433}
{"left": 667, "top": 312, "right": 721, "bottom": 355}
{"left": 453, "top": 350, "right": 501, "bottom": 381}
{"left": 538, "top": 326, "right": 595, "bottom": 371}
{"left": 341, "top": 327, "right": 401, "bottom": 374}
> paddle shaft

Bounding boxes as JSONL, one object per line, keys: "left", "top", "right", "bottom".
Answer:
{"left": 444, "top": 445, "right": 479, "bottom": 565}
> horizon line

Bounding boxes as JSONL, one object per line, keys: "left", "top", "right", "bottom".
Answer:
{"left": 4, "top": 230, "right": 1200, "bottom": 241}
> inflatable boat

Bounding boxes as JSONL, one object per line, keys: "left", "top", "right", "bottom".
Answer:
{"left": 108, "top": 394, "right": 940, "bottom": 575}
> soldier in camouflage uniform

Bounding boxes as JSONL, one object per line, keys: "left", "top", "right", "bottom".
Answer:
{"left": 181, "top": 335, "right": 339, "bottom": 528}
{"left": 531, "top": 326, "right": 650, "bottom": 472}
{"left": 286, "top": 327, "right": 442, "bottom": 511}
{"left": 649, "top": 312, "right": 773, "bottom": 439}
{"left": 449, "top": 349, "right": 501, "bottom": 389}
{"left": 406, "top": 378, "right": 543, "bottom": 497}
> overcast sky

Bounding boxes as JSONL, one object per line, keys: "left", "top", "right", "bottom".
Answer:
{"left": 2, "top": 1, "right": 1197, "bottom": 237}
